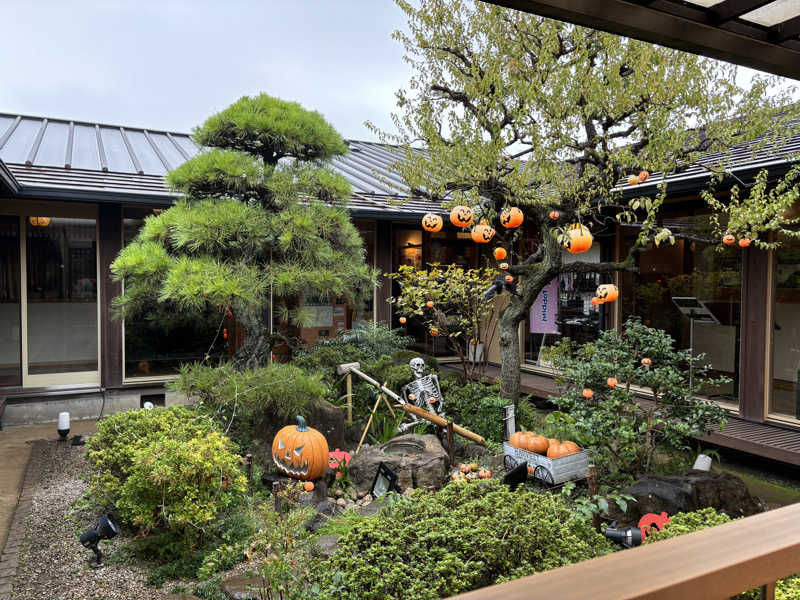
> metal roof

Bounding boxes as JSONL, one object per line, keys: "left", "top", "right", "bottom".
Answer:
{"left": 0, "top": 113, "right": 441, "bottom": 217}
{"left": 487, "top": 0, "right": 800, "bottom": 80}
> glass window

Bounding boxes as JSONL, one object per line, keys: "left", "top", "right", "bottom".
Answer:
{"left": 620, "top": 213, "right": 742, "bottom": 401}
{"left": 0, "top": 217, "right": 21, "bottom": 386}
{"left": 428, "top": 230, "right": 478, "bottom": 267}
{"left": 352, "top": 223, "right": 375, "bottom": 326}
{"left": 771, "top": 234, "right": 800, "bottom": 418}
{"left": 122, "top": 210, "right": 225, "bottom": 379}
{"left": 26, "top": 217, "right": 98, "bottom": 374}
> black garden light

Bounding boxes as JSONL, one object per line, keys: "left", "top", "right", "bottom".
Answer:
{"left": 370, "top": 462, "right": 398, "bottom": 498}
{"left": 603, "top": 521, "right": 643, "bottom": 549}
{"left": 79, "top": 513, "right": 120, "bottom": 566}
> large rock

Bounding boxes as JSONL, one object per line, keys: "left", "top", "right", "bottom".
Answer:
{"left": 347, "top": 434, "right": 450, "bottom": 496}
{"left": 221, "top": 573, "right": 266, "bottom": 600}
{"left": 608, "top": 469, "right": 762, "bottom": 526}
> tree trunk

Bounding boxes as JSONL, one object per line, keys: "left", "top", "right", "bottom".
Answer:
{"left": 499, "top": 307, "right": 524, "bottom": 402}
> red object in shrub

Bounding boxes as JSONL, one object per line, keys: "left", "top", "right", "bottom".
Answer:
{"left": 638, "top": 512, "right": 670, "bottom": 540}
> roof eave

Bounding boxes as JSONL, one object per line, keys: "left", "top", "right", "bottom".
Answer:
{"left": 0, "top": 159, "right": 19, "bottom": 196}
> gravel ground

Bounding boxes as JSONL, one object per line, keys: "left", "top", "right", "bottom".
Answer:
{"left": 11, "top": 441, "right": 168, "bottom": 600}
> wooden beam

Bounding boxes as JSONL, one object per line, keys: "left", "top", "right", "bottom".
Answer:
{"left": 483, "top": 0, "right": 800, "bottom": 80}
{"left": 709, "top": 0, "right": 775, "bottom": 25}
{"left": 99, "top": 204, "right": 123, "bottom": 389}
{"left": 771, "top": 15, "right": 800, "bottom": 43}
{"left": 740, "top": 246, "right": 769, "bottom": 422}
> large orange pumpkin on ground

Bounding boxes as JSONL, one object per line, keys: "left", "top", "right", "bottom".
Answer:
{"left": 421, "top": 213, "right": 443, "bottom": 232}
{"left": 564, "top": 224, "right": 593, "bottom": 254}
{"left": 272, "top": 416, "right": 329, "bottom": 481}
{"left": 471, "top": 220, "right": 496, "bottom": 243}
{"left": 450, "top": 205, "right": 474, "bottom": 228}
{"left": 500, "top": 207, "right": 524, "bottom": 229}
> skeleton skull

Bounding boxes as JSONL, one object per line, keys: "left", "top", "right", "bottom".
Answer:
{"left": 409, "top": 357, "right": 425, "bottom": 379}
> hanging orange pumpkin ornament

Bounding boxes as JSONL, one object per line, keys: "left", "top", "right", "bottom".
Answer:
{"left": 399, "top": 316, "right": 407, "bottom": 324}
{"left": 430, "top": 327, "right": 439, "bottom": 337}
{"left": 607, "top": 377, "right": 618, "bottom": 388}
{"left": 450, "top": 205, "right": 474, "bottom": 228}
{"left": 504, "top": 274, "right": 514, "bottom": 283}
{"left": 582, "top": 388, "right": 594, "bottom": 399}
{"left": 627, "top": 175, "right": 639, "bottom": 186}
{"left": 564, "top": 224, "right": 593, "bottom": 254}
{"left": 493, "top": 247, "right": 508, "bottom": 260}
{"left": 739, "top": 238, "right": 751, "bottom": 248}
{"left": 272, "top": 416, "right": 329, "bottom": 481}
{"left": 499, "top": 262, "right": 509, "bottom": 270}
{"left": 426, "top": 300, "right": 434, "bottom": 308}
{"left": 638, "top": 170, "right": 650, "bottom": 183}
{"left": 500, "top": 207, "right": 524, "bottom": 229}
{"left": 596, "top": 284, "right": 619, "bottom": 303}
{"left": 549, "top": 210, "right": 560, "bottom": 221}
{"left": 421, "top": 213, "right": 443, "bottom": 232}
{"left": 723, "top": 234, "right": 736, "bottom": 246}
{"left": 471, "top": 220, "right": 496, "bottom": 243}
{"left": 641, "top": 357, "right": 652, "bottom": 366}
{"left": 590, "top": 297, "right": 603, "bottom": 306}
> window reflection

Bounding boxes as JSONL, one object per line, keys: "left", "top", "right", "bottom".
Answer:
{"left": 772, "top": 234, "right": 800, "bottom": 418}
{"left": 0, "top": 217, "right": 21, "bottom": 385}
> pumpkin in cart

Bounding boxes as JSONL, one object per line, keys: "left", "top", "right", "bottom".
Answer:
{"left": 272, "top": 416, "right": 329, "bottom": 481}
{"left": 509, "top": 431, "right": 527, "bottom": 449}
{"left": 525, "top": 433, "right": 549, "bottom": 455}
{"left": 562, "top": 441, "right": 580, "bottom": 453}
{"left": 547, "top": 440, "right": 578, "bottom": 459}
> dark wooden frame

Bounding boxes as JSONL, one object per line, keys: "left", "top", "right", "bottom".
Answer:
{"left": 98, "top": 204, "right": 123, "bottom": 388}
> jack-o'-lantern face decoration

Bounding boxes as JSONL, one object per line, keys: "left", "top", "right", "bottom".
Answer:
{"left": 471, "top": 220, "right": 495, "bottom": 243}
{"left": 450, "top": 205, "right": 474, "bottom": 228}
{"left": 421, "top": 213, "right": 443, "bottom": 232}
{"left": 563, "top": 224, "right": 593, "bottom": 254}
{"left": 500, "top": 207, "right": 524, "bottom": 229}
{"left": 595, "top": 284, "right": 619, "bottom": 303}
{"left": 499, "top": 262, "right": 509, "bottom": 270}
{"left": 272, "top": 416, "right": 329, "bottom": 481}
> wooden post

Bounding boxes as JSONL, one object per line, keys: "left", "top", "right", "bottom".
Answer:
{"left": 587, "top": 464, "right": 600, "bottom": 532}
{"left": 761, "top": 581, "right": 776, "bottom": 600}
{"left": 246, "top": 453, "right": 253, "bottom": 494}
{"left": 346, "top": 372, "right": 353, "bottom": 424}
{"left": 356, "top": 383, "right": 387, "bottom": 454}
{"left": 446, "top": 421, "right": 455, "bottom": 466}
{"left": 272, "top": 481, "right": 284, "bottom": 517}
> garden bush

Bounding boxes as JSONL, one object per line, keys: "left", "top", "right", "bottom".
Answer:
{"left": 86, "top": 405, "right": 216, "bottom": 508}
{"left": 315, "top": 480, "right": 612, "bottom": 599}
{"left": 313, "top": 322, "right": 413, "bottom": 360}
{"left": 117, "top": 431, "right": 247, "bottom": 548}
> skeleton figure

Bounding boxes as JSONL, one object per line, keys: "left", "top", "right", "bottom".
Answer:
{"left": 399, "top": 357, "right": 444, "bottom": 432}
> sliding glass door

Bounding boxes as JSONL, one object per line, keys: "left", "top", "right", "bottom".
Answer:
{"left": 0, "top": 217, "right": 21, "bottom": 386}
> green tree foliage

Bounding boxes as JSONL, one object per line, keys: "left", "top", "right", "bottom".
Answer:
{"left": 548, "top": 318, "right": 728, "bottom": 477}
{"left": 374, "top": 0, "right": 800, "bottom": 400}
{"left": 316, "top": 480, "right": 612, "bottom": 599}
{"left": 389, "top": 264, "right": 497, "bottom": 378}
{"left": 112, "top": 93, "right": 375, "bottom": 364}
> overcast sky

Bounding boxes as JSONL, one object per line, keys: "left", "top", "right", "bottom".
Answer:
{"left": 0, "top": 0, "right": 411, "bottom": 140}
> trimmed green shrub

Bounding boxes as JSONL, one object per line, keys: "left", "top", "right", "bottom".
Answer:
{"left": 314, "top": 322, "right": 413, "bottom": 360}
{"left": 316, "top": 480, "right": 612, "bottom": 599}
{"left": 86, "top": 406, "right": 216, "bottom": 509}
{"left": 118, "top": 431, "right": 247, "bottom": 548}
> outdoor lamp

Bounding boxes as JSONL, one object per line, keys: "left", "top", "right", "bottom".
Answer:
{"left": 603, "top": 521, "right": 642, "bottom": 549}
{"left": 80, "top": 513, "right": 120, "bottom": 567}
{"left": 57, "top": 412, "right": 70, "bottom": 441}
{"left": 370, "top": 462, "right": 398, "bottom": 498}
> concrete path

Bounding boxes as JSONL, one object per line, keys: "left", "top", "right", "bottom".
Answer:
{"left": 0, "top": 420, "right": 96, "bottom": 550}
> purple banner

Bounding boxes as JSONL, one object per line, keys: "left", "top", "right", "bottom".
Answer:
{"left": 529, "top": 278, "right": 559, "bottom": 334}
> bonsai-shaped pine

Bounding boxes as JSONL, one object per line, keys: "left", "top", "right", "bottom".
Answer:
{"left": 372, "top": 0, "right": 800, "bottom": 402}
{"left": 546, "top": 318, "right": 729, "bottom": 478}
{"left": 111, "top": 94, "right": 375, "bottom": 365}
{"left": 389, "top": 264, "right": 498, "bottom": 379}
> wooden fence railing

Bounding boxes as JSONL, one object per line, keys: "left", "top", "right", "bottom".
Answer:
{"left": 450, "top": 502, "right": 800, "bottom": 600}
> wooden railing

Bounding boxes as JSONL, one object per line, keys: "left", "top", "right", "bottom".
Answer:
{"left": 450, "top": 503, "right": 800, "bottom": 600}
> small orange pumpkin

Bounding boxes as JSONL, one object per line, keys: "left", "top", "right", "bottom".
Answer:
{"left": 607, "top": 377, "right": 618, "bottom": 388}
{"left": 272, "top": 416, "right": 329, "bottom": 481}
{"left": 450, "top": 205, "right": 474, "bottom": 228}
{"left": 525, "top": 434, "right": 550, "bottom": 455}
{"left": 641, "top": 357, "right": 652, "bottom": 366}
{"left": 549, "top": 210, "right": 560, "bottom": 220}
{"left": 582, "top": 388, "right": 594, "bottom": 399}
{"left": 500, "top": 207, "right": 524, "bottom": 229}
{"left": 499, "top": 262, "right": 509, "bottom": 270}
{"left": 504, "top": 274, "right": 514, "bottom": 283}
{"left": 596, "top": 284, "right": 619, "bottom": 303}
{"left": 399, "top": 316, "right": 407, "bottom": 324}
{"left": 471, "top": 220, "right": 496, "bottom": 243}
{"left": 421, "top": 213, "right": 443, "bottom": 232}
{"left": 627, "top": 175, "right": 639, "bottom": 186}
{"left": 638, "top": 170, "right": 650, "bottom": 183}
{"left": 527, "top": 464, "right": 535, "bottom": 476}
{"left": 478, "top": 468, "right": 492, "bottom": 479}
{"left": 303, "top": 481, "right": 315, "bottom": 492}
{"left": 460, "top": 463, "right": 471, "bottom": 474}
{"left": 723, "top": 234, "right": 736, "bottom": 246}
{"left": 493, "top": 247, "right": 508, "bottom": 260}
{"left": 426, "top": 300, "right": 434, "bottom": 308}
{"left": 430, "top": 327, "right": 439, "bottom": 337}
{"left": 739, "top": 238, "right": 751, "bottom": 248}
{"left": 564, "top": 224, "right": 593, "bottom": 254}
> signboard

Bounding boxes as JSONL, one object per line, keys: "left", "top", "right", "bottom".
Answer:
{"left": 530, "top": 278, "right": 559, "bottom": 334}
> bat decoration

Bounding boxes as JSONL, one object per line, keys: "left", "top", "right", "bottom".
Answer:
{"left": 482, "top": 275, "right": 521, "bottom": 301}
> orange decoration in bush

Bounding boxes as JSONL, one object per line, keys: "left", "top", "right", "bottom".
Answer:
{"left": 549, "top": 210, "right": 560, "bottom": 220}
{"left": 607, "top": 377, "right": 618, "bottom": 388}
{"left": 426, "top": 300, "right": 434, "bottom": 308}
{"left": 582, "top": 388, "right": 594, "bottom": 399}
{"left": 527, "top": 464, "right": 535, "bottom": 476}
{"left": 408, "top": 394, "right": 416, "bottom": 402}
{"left": 493, "top": 247, "right": 508, "bottom": 260}
{"left": 723, "top": 234, "right": 736, "bottom": 245}
{"left": 590, "top": 296, "right": 603, "bottom": 306}
{"left": 303, "top": 481, "right": 315, "bottom": 492}
{"left": 596, "top": 284, "right": 619, "bottom": 303}
{"left": 638, "top": 170, "right": 650, "bottom": 183}
{"left": 500, "top": 207, "right": 524, "bottom": 229}
{"left": 628, "top": 175, "right": 639, "bottom": 186}
{"left": 499, "top": 262, "right": 509, "bottom": 270}
{"left": 471, "top": 220, "right": 496, "bottom": 243}
{"left": 564, "top": 224, "right": 593, "bottom": 254}
{"left": 641, "top": 357, "right": 652, "bottom": 366}
{"left": 399, "top": 316, "right": 407, "bottom": 324}
{"left": 421, "top": 213, "right": 443, "bottom": 232}
{"left": 272, "top": 416, "right": 329, "bottom": 481}
{"left": 430, "top": 327, "right": 439, "bottom": 337}
{"left": 478, "top": 468, "right": 492, "bottom": 479}
{"left": 739, "top": 238, "right": 751, "bottom": 247}
{"left": 504, "top": 274, "right": 514, "bottom": 283}
{"left": 450, "top": 205, "right": 474, "bottom": 228}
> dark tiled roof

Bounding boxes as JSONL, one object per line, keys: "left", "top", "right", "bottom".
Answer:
{"left": 0, "top": 113, "right": 441, "bottom": 216}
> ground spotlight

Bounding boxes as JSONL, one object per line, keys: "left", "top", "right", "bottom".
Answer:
{"left": 80, "top": 513, "right": 120, "bottom": 567}
{"left": 370, "top": 462, "right": 398, "bottom": 498}
{"left": 603, "top": 521, "right": 642, "bottom": 548}
{"left": 57, "top": 412, "right": 70, "bottom": 441}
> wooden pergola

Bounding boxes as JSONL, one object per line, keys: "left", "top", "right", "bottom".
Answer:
{"left": 486, "top": 0, "right": 800, "bottom": 80}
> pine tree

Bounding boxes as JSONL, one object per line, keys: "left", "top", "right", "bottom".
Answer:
{"left": 112, "top": 94, "right": 375, "bottom": 366}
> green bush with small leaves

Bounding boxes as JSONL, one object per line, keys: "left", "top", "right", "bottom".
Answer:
{"left": 315, "top": 480, "right": 612, "bottom": 600}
